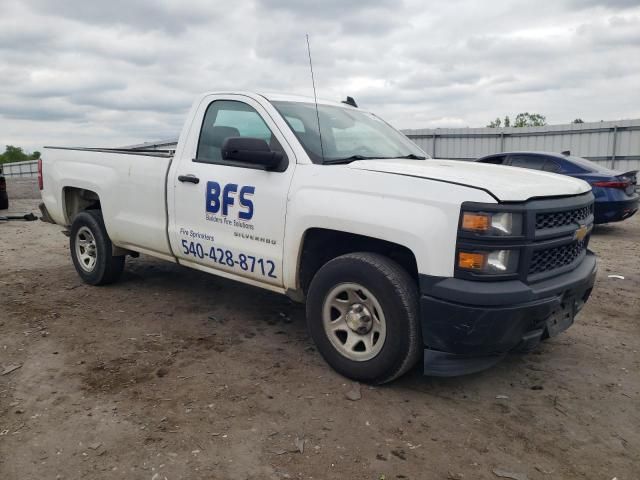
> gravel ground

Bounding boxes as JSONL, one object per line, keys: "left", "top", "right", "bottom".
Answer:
{"left": 1, "top": 178, "right": 639, "bottom": 479}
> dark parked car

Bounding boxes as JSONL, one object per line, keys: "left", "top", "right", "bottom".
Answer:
{"left": 475, "top": 151, "right": 638, "bottom": 224}
{"left": 0, "top": 165, "right": 8, "bottom": 210}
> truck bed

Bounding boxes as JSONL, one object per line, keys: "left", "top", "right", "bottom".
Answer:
{"left": 42, "top": 146, "right": 175, "bottom": 260}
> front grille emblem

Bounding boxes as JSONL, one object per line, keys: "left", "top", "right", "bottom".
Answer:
{"left": 574, "top": 224, "right": 589, "bottom": 242}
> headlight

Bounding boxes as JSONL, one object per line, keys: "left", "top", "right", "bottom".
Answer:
{"left": 461, "top": 211, "right": 523, "bottom": 236}
{"left": 458, "top": 249, "right": 519, "bottom": 274}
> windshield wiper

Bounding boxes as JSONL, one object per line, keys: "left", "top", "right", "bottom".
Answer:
{"left": 323, "top": 153, "right": 426, "bottom": 164}
{"left": 323, "top": 155, "right": 381, "bottom": 165}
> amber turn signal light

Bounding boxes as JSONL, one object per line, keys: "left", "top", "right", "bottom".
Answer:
{"left": 458, "top": 251, "right": 486, "bottom": 270}
{"left": 461, "top": 212, "right": 490, "bottom": 232}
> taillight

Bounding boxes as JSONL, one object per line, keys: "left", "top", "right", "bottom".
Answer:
{"left": 592, "top": 180, "right": 629, "bottom": 189}
{"left": 38, "top": 158, "right": 43, "bottom": 190}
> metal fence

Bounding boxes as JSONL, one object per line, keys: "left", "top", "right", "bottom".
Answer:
{"left": 93, "top": 118, "right": 640, "bottom": 173}
{"left": 1, "top": 159, "right": 38, "bottom": 178}
{"left": 403, "top": 119, "right": 640, "bottom": 171}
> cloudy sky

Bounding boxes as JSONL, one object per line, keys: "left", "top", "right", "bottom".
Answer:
{"left": 1, "top": 0, "right": 639, "bottom": 152}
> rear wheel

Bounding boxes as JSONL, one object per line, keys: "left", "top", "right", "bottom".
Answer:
{"left": 69, "top": 210, "right": 125, "bottom": 285}
{"left": 306, "top": 252, "right": 422, "bottom": 384}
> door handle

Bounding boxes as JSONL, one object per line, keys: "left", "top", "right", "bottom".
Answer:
{"left": 178, "top": 174, "right": 200, "bottom": 184}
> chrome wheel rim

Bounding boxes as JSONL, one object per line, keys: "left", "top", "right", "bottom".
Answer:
{"left": 75, "top": 226, "right": 97, "bottom": 272}
{"left": 322, "top": 283, "right": 386, "bottom": 361}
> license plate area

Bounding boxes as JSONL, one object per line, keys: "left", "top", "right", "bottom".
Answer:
{"left": 546, "top": 298, "right": 575, "bottom": 337}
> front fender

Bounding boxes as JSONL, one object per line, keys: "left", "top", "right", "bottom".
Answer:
{"left": 282, "top": 165, "right": 496, "bottom": 290}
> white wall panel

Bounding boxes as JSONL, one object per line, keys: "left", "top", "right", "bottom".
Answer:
{"left": 403, "top": 119, "right": 640, "bottom": 171}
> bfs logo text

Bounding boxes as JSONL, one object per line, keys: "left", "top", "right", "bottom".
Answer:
{"left": 206, "top": 181, "right": 255, "bottom": 220}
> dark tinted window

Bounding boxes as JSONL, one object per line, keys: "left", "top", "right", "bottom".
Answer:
{"left": 555, "top": 159, "right": 584, "bottom": 174}
{"left": 510, "top": 155, "right": 547, "bottom": 170}
{"left": 542, "top": 160, "right": 561, "bottom": 173}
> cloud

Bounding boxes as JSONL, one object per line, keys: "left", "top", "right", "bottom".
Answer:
{"left": 567, "top": 0, "right": 640, "bottom": 10}
{"left": 0, "top": 0, "right": 639, "bottom": 152}
{"left": 259, "top": 0, "right": 399, "bottom": 18}
{"left": 24, "top": 0, "right": 221, "bottom": 34}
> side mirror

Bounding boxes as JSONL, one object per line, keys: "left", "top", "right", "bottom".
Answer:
{"left": 221, "top": 137, "right": 283, "bottom": 170}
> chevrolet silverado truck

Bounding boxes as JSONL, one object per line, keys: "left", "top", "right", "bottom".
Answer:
{"left": 40, "top": 92, "right": 597, "bottom": 383}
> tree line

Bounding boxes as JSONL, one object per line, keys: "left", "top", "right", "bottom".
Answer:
{"left": 0, "top": 145, "right": 41, "bottom": 164}
{"left": 487, "top": 113, "right": 585, "bottom": 128}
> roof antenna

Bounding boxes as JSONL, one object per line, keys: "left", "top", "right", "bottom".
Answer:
{"left": 342, "top": 96, "right": 358, "bottom": 108}
{"left": 306, "top": 34, "right": 325, "bottom": 162}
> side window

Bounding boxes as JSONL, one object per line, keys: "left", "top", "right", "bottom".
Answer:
{"left": 196, "top": 100, "right": 283, "bottom": 164}
{"left": 509, "top": 155, "right": 547, "bottom": 170}
{"left": 542, "top": 160, "right": 561, "bottom": 173}
{"left": 557, "top": 159, "right": 586, "bottom": 174}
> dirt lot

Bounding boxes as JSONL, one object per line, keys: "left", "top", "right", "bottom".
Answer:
{"left": 1, "top": 178, "right": 639, "bottom": 480}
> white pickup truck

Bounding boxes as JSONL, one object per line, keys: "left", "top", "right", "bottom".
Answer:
{"left": 40, "top": 92, "right": 597, "bottom": 383}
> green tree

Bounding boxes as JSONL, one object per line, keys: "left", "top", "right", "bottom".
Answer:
{"left": 572, "top": 118, "right": 584, "bottom": 124}
{"left": 513, "top": 112, "right": 546, "bottom": 127}
{"left": 0, "top": 145, "right": 41, "bottom": 164}
{"left": 488, "top": 113, "right": 546, "bottom": 128}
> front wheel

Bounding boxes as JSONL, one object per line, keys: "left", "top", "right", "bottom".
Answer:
{"left": 69, "top": 210, "right": 125, "bottom": 285}
{"left": 306, "top": 252, "right": 422, "bottom": 384}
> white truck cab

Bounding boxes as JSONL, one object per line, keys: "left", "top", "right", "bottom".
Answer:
{"left": 40, "top": 92, "right": 597, "bottom": 383}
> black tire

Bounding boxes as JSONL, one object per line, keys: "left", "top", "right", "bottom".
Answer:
{"left": 69, "top": 210, "right": 125, "bottom": 285}
{"left": 306, "top": 252, "right": 422, "bottom": 384}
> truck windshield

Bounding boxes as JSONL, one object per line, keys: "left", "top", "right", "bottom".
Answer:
{"left": 271, "top": 101, "right": 428, "bottom": 164}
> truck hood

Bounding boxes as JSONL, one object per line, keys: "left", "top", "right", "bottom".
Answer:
{"left": 348, "top": 158, "right": 591, "bottom": 202}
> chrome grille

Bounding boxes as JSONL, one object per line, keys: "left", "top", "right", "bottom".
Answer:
{"left": 529, "top": 240, "right": 586, "bottom": 275}
{"left": 536, "top": 204, "right": 593, "bottom": 230}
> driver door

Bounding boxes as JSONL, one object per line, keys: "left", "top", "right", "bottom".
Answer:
{"left": 168, "top": 95, "right": 296, "bottom": 287}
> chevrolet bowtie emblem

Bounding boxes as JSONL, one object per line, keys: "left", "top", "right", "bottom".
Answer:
{"left": 574, "top": 224, "right": 589, "bottom": 241}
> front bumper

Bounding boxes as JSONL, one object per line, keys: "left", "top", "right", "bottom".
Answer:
{"left": 419, "top": 251, "right": 597, "bottom": 376}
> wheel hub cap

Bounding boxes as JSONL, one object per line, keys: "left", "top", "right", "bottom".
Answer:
{"left": 322, "top": 283, "right": 387, "bottom": 362}
{"left": 75, "top": 226, "right": 98, "bottom": 272}
{"left": 345, "top": 303, "right": 373, "bottom": 335}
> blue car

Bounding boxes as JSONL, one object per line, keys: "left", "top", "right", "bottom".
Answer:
{"left": 475, "top": 151, "right": 638, "bottom": 224}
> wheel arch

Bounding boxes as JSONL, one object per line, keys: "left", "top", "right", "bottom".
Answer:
{"left": 63, "top": 186, "right": 101, "bottom": 225}
{"left": 294, "top": 227, "right": 419, "bottom": 298}
{"left": 63, "top": 188, "right": 130, "bottom": 256}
